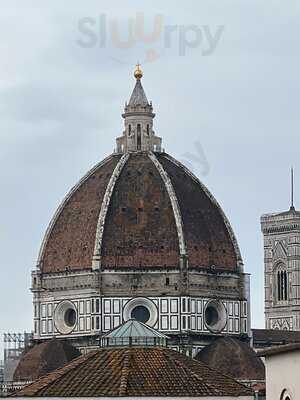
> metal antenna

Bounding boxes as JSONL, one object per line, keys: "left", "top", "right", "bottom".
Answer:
{"left": 291, "top": 166, "right": 295, "bottom": 210}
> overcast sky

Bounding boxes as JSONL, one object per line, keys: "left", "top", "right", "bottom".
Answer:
{"left": 1, "top": 1, "right": 300, "bottom": 353}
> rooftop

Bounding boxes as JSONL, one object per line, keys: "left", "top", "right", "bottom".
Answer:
{"left": 258, "top": 342, "right": 300, "bottom": 357}
{"left": 252, "top": 328, "right": 300, "bottom": 347}
{"left": 14, "top": 347, "right": 253, "bottom": 397}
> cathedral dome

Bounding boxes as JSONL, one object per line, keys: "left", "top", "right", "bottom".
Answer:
{"left": 38, "top": 151, "right": 241, "bottom": 273}
{"left": 37, "top": 67, "right": 242, "bottom": 274}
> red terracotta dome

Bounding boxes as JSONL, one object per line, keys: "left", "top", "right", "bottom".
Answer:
{"left": 38, "top": 67, "right": 242, "bottom": 274}
{"left": 14, "top": 339, "right": 80, "bottom": 381}
{"left": 195, "top": 337, "right": 265, "bottom": 382}
{"left": 38, "top": 151, "right": 242, "bottom": 273}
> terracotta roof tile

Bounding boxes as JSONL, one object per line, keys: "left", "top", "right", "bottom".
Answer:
{"left": 14, "top": 347, "right": 253, "bottom": 397}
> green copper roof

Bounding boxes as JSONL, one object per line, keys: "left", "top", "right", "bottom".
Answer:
{"left": 102, "top": 319, "right": 168, "bottom": 339}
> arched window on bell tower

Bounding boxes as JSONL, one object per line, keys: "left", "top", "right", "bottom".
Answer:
{"left": 128, "top": 124, "right": 131, "bottom": 136}
{"left": 137, "top": 124, "right": 141, "bottom": 150}
{"left": 276, "top": 265, "right": 288, "bottom": 301}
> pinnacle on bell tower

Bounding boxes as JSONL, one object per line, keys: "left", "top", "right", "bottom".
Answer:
{"left": 116, "top": 65, "right": 162, "bottom": 153}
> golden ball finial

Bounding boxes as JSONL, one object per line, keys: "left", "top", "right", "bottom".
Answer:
{"left": 134, "top": 63, "right": 143, "bottom": 80}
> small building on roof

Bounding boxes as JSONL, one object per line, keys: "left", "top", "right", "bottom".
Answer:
{"left": 100, "top": 318, "right": 168, "bottom": 348}
{"left": 259, "top": 343, "right": 300, "bottom": 400}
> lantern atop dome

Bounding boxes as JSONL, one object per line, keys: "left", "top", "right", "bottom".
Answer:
{"left": 116, "top": 66, "right": 162, "bottom": 153}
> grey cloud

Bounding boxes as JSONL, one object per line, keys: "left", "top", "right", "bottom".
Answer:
{"left": 1, "top": 0, "right": 300, "bottom": 351}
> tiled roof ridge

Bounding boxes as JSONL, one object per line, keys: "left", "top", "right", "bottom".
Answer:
{"left": 186, "top": 367, "right": 222, "bottom": 395}
{"left": 118, "top": 349, "right": 131, "bottom": 396}
{"left": 14, "top": 350, "right": 98, "bottom": 396}
{"left": 194, "top": 357, "right": 251, "bottom": 395}
{"left": 167, "top": 350, "right": 221, "bottom": 396}
{"left": 169, "top": 348, "right": 252, "bottom": 396}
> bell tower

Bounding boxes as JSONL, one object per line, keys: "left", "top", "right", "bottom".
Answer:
{"left": 116, "top": 65, "right": 162, "bottom": 153}
{"left": 261, "top": 169, "right": 300, "bottom": 330}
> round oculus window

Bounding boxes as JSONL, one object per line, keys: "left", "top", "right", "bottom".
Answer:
{"left": 54, "top": 300, "right": 77, "bottom": 334}
{"left": 204, "top": 300, "right": 227, "bottom": 333}
{"left": 64, "top": 308, "right": 77, "bottom": 327}
{"left": 123, "top": 297, "right": 158, "bottom": 327}
{"left": 131, "top": 305, "right": 150, "bottom": 323}
{"left": 205, "top": 305, "right": 219, "bottom": 326}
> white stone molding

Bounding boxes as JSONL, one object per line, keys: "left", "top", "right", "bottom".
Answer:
{"left": 54, "top": 300, "right": 77, "bottom": 335}
{"left": 122, "top": 297, "right": 158, "bottom": 327}
{"left": 37, "top": 155, "right": 115, "bottom": 269}
{"left": 92, "top": 153, "right": 130, "bottom": 269}
{"left": 148, "top": 152, "right": 187, "bottom": 256}
{"left": 273, "top": 241, "right": 288, "bottom": 261}
{"left": 204, "top": 299, "right": 227, "bottom": 333}
{"left": 163, "top": 154, "right": 244, "bottom": 270}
